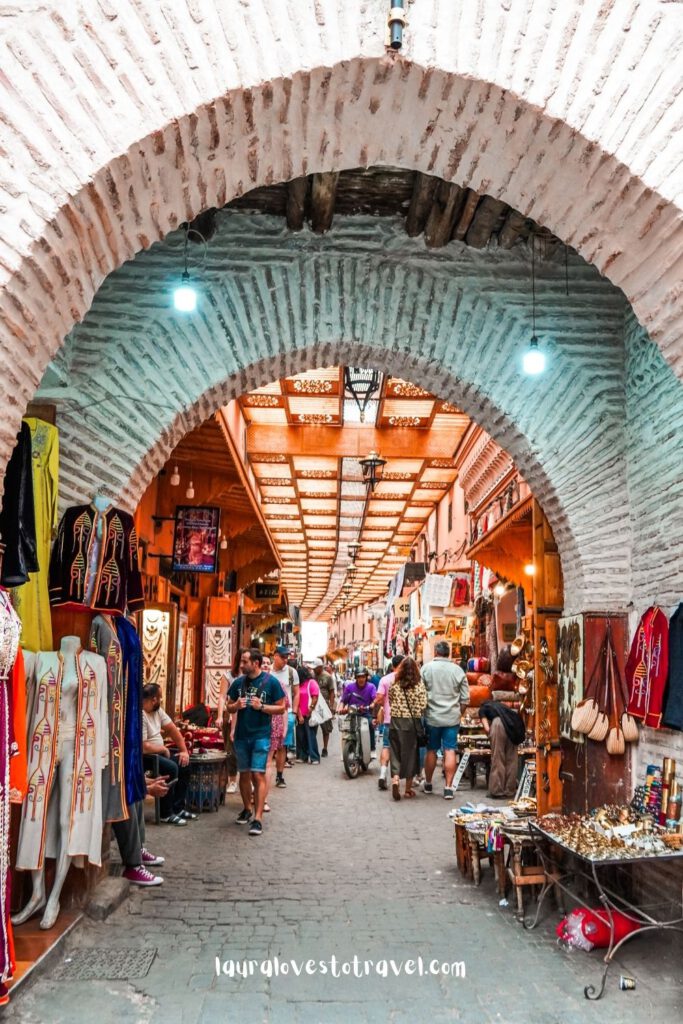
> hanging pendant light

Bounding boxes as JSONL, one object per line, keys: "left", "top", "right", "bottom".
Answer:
{"left": 359, "top": 450, "right": 387, "bottom": 493}
{"left": 523, "top": 235, "right": 546, "bottom": 376}
{"left": 185, "top": 477, "right": 195, "bottom": 499}
{"left": 348, "top": 540, "right": 361, "bottom": 559}
{"left": 170, "top": 465, "right": 180, "bottom": 487}
{"left": 173, "top": 224, "right": 206, "bottom": 313}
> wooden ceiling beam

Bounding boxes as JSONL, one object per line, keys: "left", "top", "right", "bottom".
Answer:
{"left": 405, "top": 172, "right": 439, "bottom": 237}
{"left": 466, "top": 196, "right": 508, "bottom": 249}
{"left": 286, "top": 176, "right": 309, "bottom": 231}
{"left": 247, "top": 425, "right": 458, "bottom": 458}
{"left": 424, "top": 181, "right": 466, "bottom": 248}
{"left": 311, "top": 172, "right": 339, "bottom": 234}
{"left": 452, "top": 189, "right": 481, "bottom": 241}
{"left": 499, "top": 209, "right": 529, "bottom": 249}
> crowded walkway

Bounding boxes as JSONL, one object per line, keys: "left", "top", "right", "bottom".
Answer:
{"left": 11, "top": 724, "right": 681, "bottom": 1024}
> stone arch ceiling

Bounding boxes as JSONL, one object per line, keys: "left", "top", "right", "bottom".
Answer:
{"left": 38, "top": 211, "right": 629, "bottom": 615}
{"left": 0, "top": 0, "right": 682, "bottom": 473}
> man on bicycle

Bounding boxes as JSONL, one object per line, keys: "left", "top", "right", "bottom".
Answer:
{"left": 337, "top": 668, "right": 378, "bottom": 752}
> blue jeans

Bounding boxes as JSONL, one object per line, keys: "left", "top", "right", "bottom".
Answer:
{"left": 233, "top": 735, "right": 271, "bottom": 773}
{"left": 426, "top": 724, "right": 459, "bottom": 752}
{"left": 296, "top": 717, "right": 320, "bottom": 763}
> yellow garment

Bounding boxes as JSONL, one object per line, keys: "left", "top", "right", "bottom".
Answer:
{"left": 11, "top": 419, "right": 59, "bottom": 652}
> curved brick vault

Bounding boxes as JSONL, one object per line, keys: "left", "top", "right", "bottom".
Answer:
{"left": 39, "top": 212, "right": 633, "bottom": 615}
{"left": 1, "top": 0, "right": 683, "bottom": 479}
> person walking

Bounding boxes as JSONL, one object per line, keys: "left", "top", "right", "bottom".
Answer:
{"left": 373, "top": 654, "right": 404, "bottom": 790}
{"left": 313, "top": 660, "right": 336, "bottom": 757}
{"left": 296, "top": 666, "right": 321, "bottom": 764}
{"left": 421, "top": 641, "right": 470, "bottom": 799}
{"left": 224, "top": 648, "right": 286, "bottom": 837}
{"left": 478, "top": 701, "right": 525, "bottom": 798}
{"left": 269, "top": 646, "right": 299, "bottom": 785}
{"left": 388, "top": 657, "right": 428, "bottom": 801}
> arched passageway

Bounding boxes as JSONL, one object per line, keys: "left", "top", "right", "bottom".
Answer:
{"left": 1, "top": 0, "right": 683, "bottom": 476}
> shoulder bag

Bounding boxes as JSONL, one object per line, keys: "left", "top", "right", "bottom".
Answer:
{"left": 309, "top": 689, "right": 332, "bottom": 727}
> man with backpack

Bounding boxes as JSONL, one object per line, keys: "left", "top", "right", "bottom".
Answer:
{"left": 269, "top": 646, "right": 300, "bottom": 786}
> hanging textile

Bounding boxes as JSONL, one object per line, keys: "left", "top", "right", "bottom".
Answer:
{"left": 90, "top": 615, "right": 128, "bottom": 822}
{"left": 116, "top": 616, "right": 146, "bottom": 807}
{"left": 49, "top": 504, "right": 144, "bottom": 615}
{"left": 17, "top": 650, "right": 108, "bottom": 871}
{"left": 626, "top": 606, "right": 669, "bottom": 729}
{"left": 663, "top": 603, "right": 683, "bottom": 731}
{"left": 0, "top": 421, "right": 38, "bottom": 588}
{"left": 0, "top": 591, "right": 23, "bottom": 984}
{"left": 11, "top": 419, "right": 58, "bottom": 652}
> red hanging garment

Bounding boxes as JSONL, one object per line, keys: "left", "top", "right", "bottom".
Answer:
{"left": 626, "top": 606, "right": 669, "bottom": 729}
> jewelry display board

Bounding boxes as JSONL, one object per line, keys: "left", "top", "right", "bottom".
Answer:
{"left": 139, "top": 603, "right": 178, "bottom": 710}
{"left": 202, "top": 624, "right": 233, "bottom": 708}
{"left": 557, "top": 615, "right": 584, "bottom": 743}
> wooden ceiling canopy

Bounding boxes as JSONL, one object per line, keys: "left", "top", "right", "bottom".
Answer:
{"left": 238, "top": 368, "right": 470, "bottom": 619}
{"left": 224, "top": 166, "right": 559, "bottom": 250}
{"left": 466, "top": 495, "right": 534, "bottom": 598}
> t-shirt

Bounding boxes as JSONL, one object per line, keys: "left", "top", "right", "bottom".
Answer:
{"left": 421, "top": 658, "right": 470, "bottom": 727}
{"left": 376, "top": 672, "right": 395, "bottom": 725}
{"left": 271, "top": 665, "right": 298, "bottom": 706}
{"left": 228, "top": 672, "right": 286, "bottom": 740}
{"left": 340, "top": 681, "right": 377, "bottom": 710}
{"left": 298, "top": 679, "right": 319, "bottom": 718}
{"left": 316, "top": 671, "right": 336, "bottom": 706}
{"left": 143, "top": 707, "right": 173, "bottom": 748}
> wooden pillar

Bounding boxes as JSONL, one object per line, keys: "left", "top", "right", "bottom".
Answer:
{"left": 532, "top": 500, "right": 564, "bottom": 813}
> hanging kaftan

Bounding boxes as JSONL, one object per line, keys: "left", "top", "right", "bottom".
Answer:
{"left": 11, "top": 420, "right": 59, "bottom": 652}
{"left": 90, "top": 615, "right": 127, "bottom": 823}
{"left": 116, "top": 617, "right": 146, "bottom": 807}
{"left": 626, "top": 606, "right": 669, "bottom": 729}
{"left": 0, "top": 592, "right": 22, "bottom": 984}
{"left": 17, "top": 650, "right": 108, "bottom": 871}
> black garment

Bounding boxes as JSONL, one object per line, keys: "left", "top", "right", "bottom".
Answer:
{"left": 663, "top": 603, "right": 683, "bottom": 731}
{"left": 112, "top": 801, "right": 145, "bottom": 868}
{"left": 144, "top": 753, "right": 190, "bottom": 817}
{"left": 389, "top": 717, "right": 419, "bottom": 780}
{"left": 0, "top": 422, "right": 38, "bottom": 586}
{"left": 479, "top": 701, "right": 526, "bottom": 746}
{"left": 182, "top": 703, "right": 211, "bottom": 727}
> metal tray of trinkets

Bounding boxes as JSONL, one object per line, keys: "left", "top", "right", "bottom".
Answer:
{"left": 530, "top": 817, "right": 683, "bottom": 865}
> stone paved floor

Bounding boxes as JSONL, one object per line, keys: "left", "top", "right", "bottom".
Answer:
{"left": 10, "top": 732, "right": 683, "bottom": 1024}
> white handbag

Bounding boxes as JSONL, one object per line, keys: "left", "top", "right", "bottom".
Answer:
{"left": 309, "top": 690, "right": 333, "bottom": 726}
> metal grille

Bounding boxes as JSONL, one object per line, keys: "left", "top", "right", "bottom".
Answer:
{"left": 54, "top": 947, "right": 157, "bottom": 980}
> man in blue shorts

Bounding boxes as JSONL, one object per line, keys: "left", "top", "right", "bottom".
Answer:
{"left": 421, "top": 641, "right": 469, "bottom": 799}
{"left": 225, "top": 648, "right": 286, "bottom": 836}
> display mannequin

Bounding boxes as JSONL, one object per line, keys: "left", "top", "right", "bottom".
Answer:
{"left": 13, "top": 636, "right": 107, "bottom": 930}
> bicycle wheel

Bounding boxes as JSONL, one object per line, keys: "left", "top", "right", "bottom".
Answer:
{"left": 343, "top": 739, "right": 360, "bottom": 778}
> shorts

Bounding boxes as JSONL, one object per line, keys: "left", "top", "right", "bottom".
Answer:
{"left": 321, "top": 718, "right": 334, "bottom": 736}
{"left": 425, "top": 724, "right": 459, "bottom": 752}
{"left": 383, "top": 726, "right": 392, "bottom": 749}
{"left": 233, "top": 735, "right": 271, "bottom": 773}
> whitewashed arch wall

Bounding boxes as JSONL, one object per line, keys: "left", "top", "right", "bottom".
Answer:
{"left": 1, "top": 0, "right": 682, "bottom": 476}
{"left": 39, "top": 212, "right": 630, "bottom": 614}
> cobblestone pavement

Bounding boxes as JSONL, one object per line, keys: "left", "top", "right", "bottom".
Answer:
{"left": 10, "top": 732, "right": 683, "bottom": 1024}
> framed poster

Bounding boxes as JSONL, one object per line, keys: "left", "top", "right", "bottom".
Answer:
{"left": 139, "top": 603, "right": 178, "bottom": 711}
{"left": 172, "top": 505, "right": 220, "bottom": 573}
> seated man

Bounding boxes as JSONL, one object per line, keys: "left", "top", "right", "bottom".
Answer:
{"left": 142, "top": 683, "right": 196, "bottom": 826}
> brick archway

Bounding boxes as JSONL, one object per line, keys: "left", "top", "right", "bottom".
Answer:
{"left": 45, "top": 212, "right": 631, "bottom": 614}
{"left": 1, "top": 0, "right": 682, "bottom": 475}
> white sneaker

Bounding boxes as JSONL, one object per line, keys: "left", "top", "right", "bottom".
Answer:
{"left": 226, "top": 781, "right": 238, "bottom": 794}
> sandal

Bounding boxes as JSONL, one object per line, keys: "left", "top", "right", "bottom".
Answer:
{"left": 264, "top": 803, "right": 271, "bottom": 813}
{"left": 392, "top": 781, "right": 401, "bottom": 801}
{"left": 403, "top": 789, "right": 416, "bottom": 798}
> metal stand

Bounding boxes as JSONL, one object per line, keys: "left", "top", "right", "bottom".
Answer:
{"left": 524, "top": 823, "right": 683, "bottom": 1000}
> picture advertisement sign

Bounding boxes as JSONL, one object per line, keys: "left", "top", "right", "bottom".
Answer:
{"left": 172, "top": 505, "right": 221, "bottom": 573}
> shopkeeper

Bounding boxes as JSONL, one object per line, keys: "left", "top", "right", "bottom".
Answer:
{"left": 142, "top": 683, "right": 196, "bottom": 826}
{"left": 478, "top": 701, "right": 526, "bottom": 799}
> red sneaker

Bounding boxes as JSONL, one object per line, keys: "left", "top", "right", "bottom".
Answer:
{"left": 123, "top": 865, "right": 163, "bottom": 886}
{"left": 141, "top": 847, "right": 165, "bottom": 867}
{"left": 0, "top": 982, "right": 9, "bottom": 1006}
